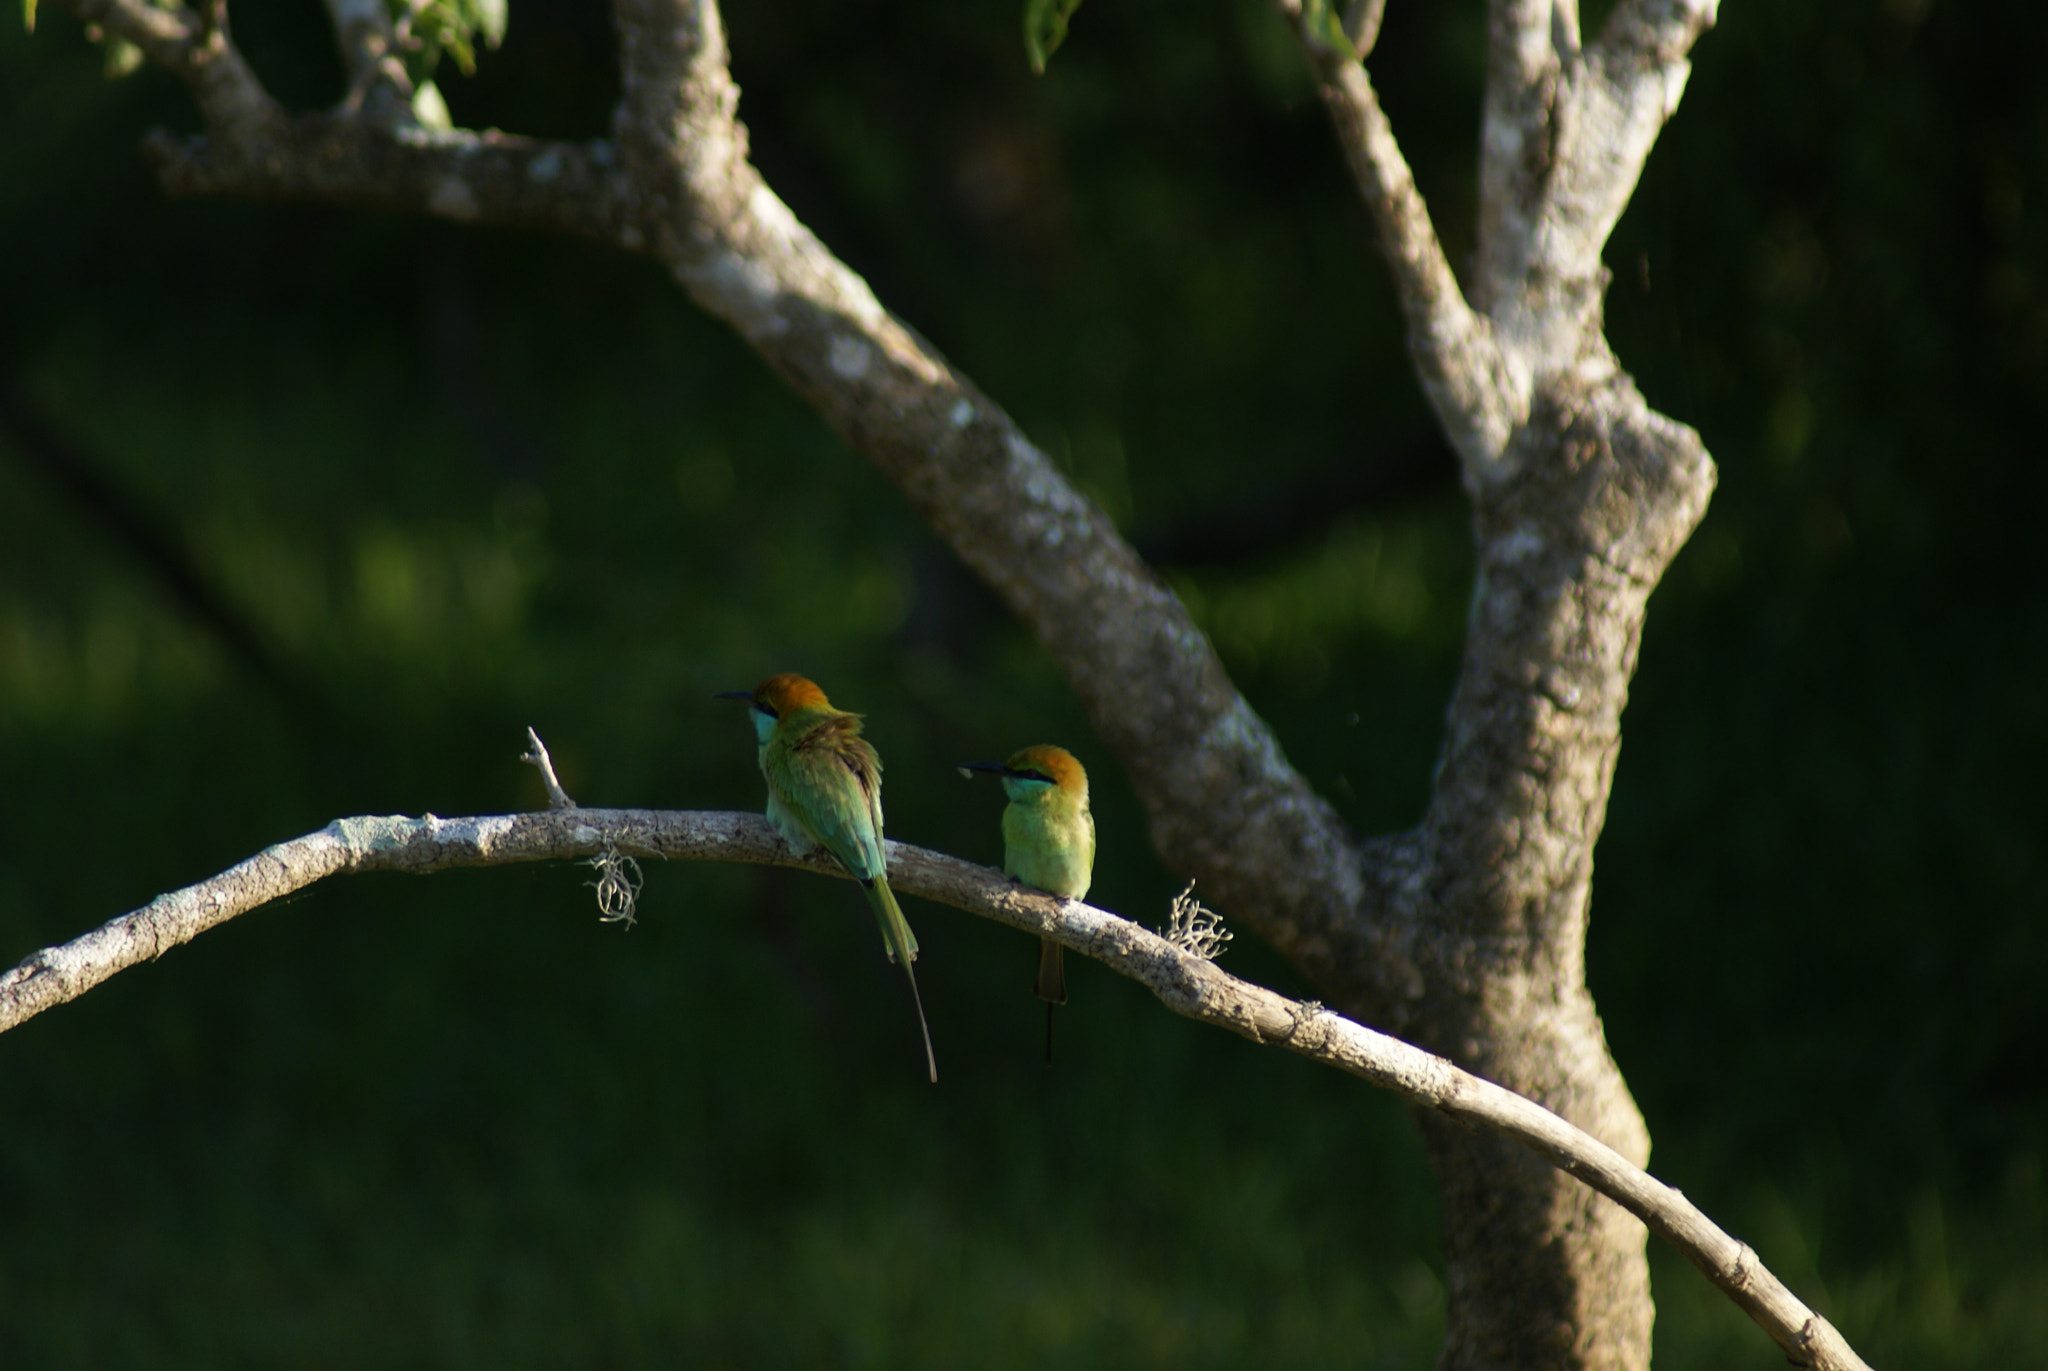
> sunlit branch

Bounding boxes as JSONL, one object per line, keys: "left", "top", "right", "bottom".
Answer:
{"left": 1476, "top": 0, "right": 1564, "bottom": 316}
{"left": 0, "top": 804, "right": 1867, "bottom": 1371}
{"left": 1547, "top": 0, "right": 1718, "bottom": 259}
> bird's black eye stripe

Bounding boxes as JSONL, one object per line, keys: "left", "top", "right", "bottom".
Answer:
{"left": 757, "top": 702, "right": 779, "bottom": 719}
{"left": 1019, "top": 769, "right": 1053, "bottom": 783}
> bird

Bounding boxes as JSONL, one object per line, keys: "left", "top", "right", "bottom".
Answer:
{"left": 959, "top": 744, "right": 1094, "bottom": 1063}
{"left": 717, "top": 673, "right": 935, "bottom": 1083}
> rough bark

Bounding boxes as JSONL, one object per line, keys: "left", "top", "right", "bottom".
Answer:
{"left": 19, "top": 0, "right": 1857, "bottom": 1367}
{"left": 1413, "top": 384, "right": 1710, "bottom": 1368}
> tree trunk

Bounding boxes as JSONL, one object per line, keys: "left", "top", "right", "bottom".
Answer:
{"left": 1404, "top": 380, "right": 1712, "bottom": 1367}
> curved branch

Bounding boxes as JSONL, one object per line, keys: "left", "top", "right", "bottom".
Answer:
{"left": 0, "top": 806, "right": 1869, "bottom": 1371}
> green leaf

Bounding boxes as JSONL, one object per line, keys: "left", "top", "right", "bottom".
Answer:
{"left": 1022, "top": 0, "right": 1082, "bottom": 75}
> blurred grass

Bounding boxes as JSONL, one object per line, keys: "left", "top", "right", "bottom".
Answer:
{"left": 3, "top": 0, "right": 2046, "bottom": 1364}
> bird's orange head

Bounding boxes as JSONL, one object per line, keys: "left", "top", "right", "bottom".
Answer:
{"left": 1005, "top": 744, "right": 1088, "bottom": 797}
{"left": 715, "top": 673, "right": 835, "bottom": 740}
{"left": 749, "top": 672, "right": 831, "bottom": 718}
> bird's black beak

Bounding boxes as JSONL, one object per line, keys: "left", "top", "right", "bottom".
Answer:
{"left": 957, "top": 760, "right": 1008, "bottom": 779}
{"left": 713, "top": 690, "right": 755, "bottom": 703}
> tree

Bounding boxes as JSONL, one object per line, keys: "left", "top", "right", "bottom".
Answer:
{"left": 0, "top": 0, "right": 1891, "bottom": 1366}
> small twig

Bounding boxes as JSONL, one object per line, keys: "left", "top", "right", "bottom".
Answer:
{"left": 520, "top": 726, "right": 578, "bottom": 810}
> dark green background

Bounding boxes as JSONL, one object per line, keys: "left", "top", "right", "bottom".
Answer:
{"left": 2, "top": 0, "right": 2042, "bottom": 1364}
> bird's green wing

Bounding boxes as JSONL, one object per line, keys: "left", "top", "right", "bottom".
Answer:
{"left": 767, "top": 714, "right": 889, "bottom": 881}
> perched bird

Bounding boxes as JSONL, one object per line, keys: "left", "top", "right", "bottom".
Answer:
{"left": 960, "top": 745, "right": 1094, "bottom": 1060}
{"left": 717, "top": 673, "right": 935, "bottom": 1083}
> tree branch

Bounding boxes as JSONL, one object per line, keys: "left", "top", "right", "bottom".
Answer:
{"left": 1547, "top": 0, "right": 1717, "bottom": 262}
{"left": 144, "top": 119, "right": 633, "bottom": 241}
{"left": 1551, "top": 0, "right": 1582, "bottom": 57}
{"left": 1275, "top": 1, "right": 1524, "bottom": 484}
{"left": 1475, "top": 0, "right": 1563, "bottom": 321}
{"left": 1273, "top": 1, "right": 1725, "bottom": 1349}
{"left": 1471, "top": 0, "right": 1719, "bottom": 382}
{"left": 0, "top": 806, "right": 1869, "bottom": 1371}
{"left": 66, "top": 0, "right": 274, "bottom": 134}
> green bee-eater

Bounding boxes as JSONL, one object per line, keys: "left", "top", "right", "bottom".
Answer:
{"left": 961, "top": 745, "right": 1094, "bottom": 1058}
{"left": 718, "top": 673, "right": 935, "bottom": 1083}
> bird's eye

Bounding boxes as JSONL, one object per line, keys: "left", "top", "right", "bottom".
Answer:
{"left": 757, "top": 702, "right": 779, "bottom": 719}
